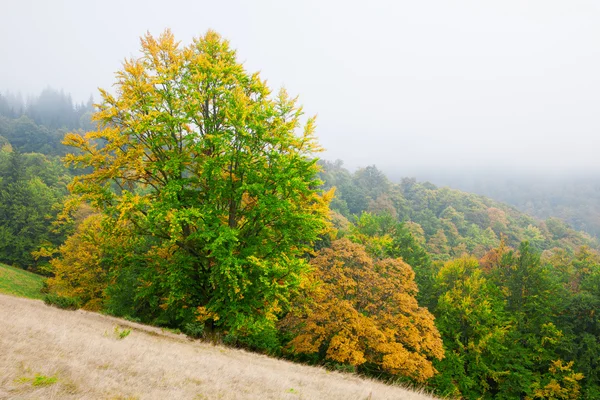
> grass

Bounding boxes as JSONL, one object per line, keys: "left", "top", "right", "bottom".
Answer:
{"left": 16, "top": 373, "right": 59, "bottom": 387}
{"left": 0, "top": 293, "right": 438, "bottom": 399}
{"left": 112, "top": 326, "right": 132, "bottom": 340}
{"left": 0, "top": 263, "right": 44, "bottom": 299}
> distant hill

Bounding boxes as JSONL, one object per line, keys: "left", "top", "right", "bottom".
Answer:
{"left": 387, "top": 168, "right": 600, "bottom": 241}
{"left": 319, "top": 161, "right": 597, "bottom": 260}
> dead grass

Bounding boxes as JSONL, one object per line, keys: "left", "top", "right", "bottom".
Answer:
{"left": 0, "top": 293, "right": 438, "bottom": 399}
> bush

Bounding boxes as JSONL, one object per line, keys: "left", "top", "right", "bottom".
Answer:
{"left": 183, "top": 322, "right": 205, "bottom": 339}
{"left": 223, "top": 325, "right": 280, "bottom": 354}
{"left": 43, "top": 293, "right": 80, "bottom": 310}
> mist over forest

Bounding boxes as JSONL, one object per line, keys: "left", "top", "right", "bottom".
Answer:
{"left": 380, "top": 167, "right": 600, "bottom": 239}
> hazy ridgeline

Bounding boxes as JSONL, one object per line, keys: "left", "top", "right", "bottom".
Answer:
{"left": 0, "top": 88, "right": 94, "bottom": 130}
{"left": 386, "top": 167, "right": 600, "bottom": 239}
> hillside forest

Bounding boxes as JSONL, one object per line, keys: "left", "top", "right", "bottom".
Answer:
{"left": 1, "top": 30, "right": 599, "bottom": 399}
{"left": 393, "top": 169, "right": 600, "bottom": 241}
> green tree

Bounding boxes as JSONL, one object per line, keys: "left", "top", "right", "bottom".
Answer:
{"left": 0, "top": 150, "right": 63, "bottom": 268}
{"left": 486, "top": 242, "right": 574, "bottom": 398}
{"left": 348, "top": 212, "right": 434, "bottom": 305}
{"left": 431, "top": 257, "right": 510, "bottom": 399}
{"left": 353, "top": 165, "right": 389, "bottom": 199}
{"left": 557, "top": 247, "right": 600, "bottom": 398}
{"left": 61, "top": 30, "right": 331, "bottom": 347}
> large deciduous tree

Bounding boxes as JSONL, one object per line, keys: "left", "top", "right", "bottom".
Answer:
{"left": 61, "top": 30, "right": 331, "bottom": 345}
{"left": 282, "top": 238, "right": 444, "bottom": 382}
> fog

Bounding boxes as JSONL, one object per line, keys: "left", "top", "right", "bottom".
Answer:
{"left": 2, "top": 0, "right": 600, "bottom": 174}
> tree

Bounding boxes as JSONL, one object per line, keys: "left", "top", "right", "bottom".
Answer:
{"left": 0, "top": 134, "right": 9, "bottom": 149}
{"left": 348, "top": 212, "right": 435, "bottom": 306}
{"left": 490, "top": 242, "right": 559, "bottom": 322}
{"left": 60, "top": 30, "right": 331, "bottom": 346}
{"left": 45, "top": 214, "right": 107, "bottom": 310}
{"left": 282, "top": 239, "right": 444, "bottom": 382}
{"left": 428, "top": 229, "right": 450, "bottom": 257}
{"left": 431, "top": 257, "right": 510, "bottom": 398}
{"left": 0, "top": 149, "right": 64, "bottom": 268}
{"left": 483, "top": 242, "right": 577, "bottom": 398}
{"left": 353, "top": 165, "right": 389, "bottom": 199}
{"left": 558, "top": 247, "right": 600, "bottom": 397}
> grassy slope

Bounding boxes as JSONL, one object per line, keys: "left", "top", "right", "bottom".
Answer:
{"left": 0, "top": 293, "right": 436, "bottom": 400}
{"left": 0, "top": 263, "right": 44, "bottom": 299}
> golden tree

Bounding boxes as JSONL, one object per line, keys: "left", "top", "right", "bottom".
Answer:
{"left": 283, "top": 238, "right": 444, "bottom": 382}
{"left": 45, "top": 214, "right": 106, "bottom": 310}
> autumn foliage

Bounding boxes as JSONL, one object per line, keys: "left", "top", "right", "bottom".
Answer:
{"left": 44, "top": 215, "right": 107, "bottom": 310}
{"left": 283, "top": 238, "right": 444, "bottom": 382}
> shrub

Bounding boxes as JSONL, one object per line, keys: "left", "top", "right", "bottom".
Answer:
{"left": 183, "top": 322, "right": 205, "bottom": 339}
{"left": 43, "top": 293, "right": 80, "bottom": 310}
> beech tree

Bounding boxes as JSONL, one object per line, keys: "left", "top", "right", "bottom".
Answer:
{"left": 61, "top": 30, "right": 331, "bottom": 344}
{"left": 282, "top": 238, "right": 444, "bottom": 382}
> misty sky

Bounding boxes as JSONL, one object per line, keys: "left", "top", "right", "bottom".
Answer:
{"left": 2, "top": 0, "right": 600, "bottom": 174}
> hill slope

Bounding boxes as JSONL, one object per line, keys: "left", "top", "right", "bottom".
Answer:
{"left": 0, "top": 294, "right": 436, "bottom": 400}
{"left": 429, "top": 172, "right": 600, "bottom": 239}
{"left": 0, "top": 263, "right": 44, "bottom": 299}
{"left": 320, "top": 161, "right": 597, "bottom": 259}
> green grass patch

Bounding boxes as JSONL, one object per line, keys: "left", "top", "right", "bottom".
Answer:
{"left": 0, "top": 263, "right": 44, "bottom": 299}
{"left": 104, "top": 325, "right": 132, "bottom": 340}
{"left": 16, "top": 373, "right": 58, "bottom": 387}
{"left": 31, "top": 374, "right": 58, "bottom": 386}
{"left": 114, "top": 326, "right": 131, "bottom": 340}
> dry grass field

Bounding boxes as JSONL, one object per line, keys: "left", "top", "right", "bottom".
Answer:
{"left": 0, "top": 293, "right": 437, "bottom": 400}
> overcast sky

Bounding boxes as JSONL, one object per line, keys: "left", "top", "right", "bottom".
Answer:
{"left": 2, "top": 0, "right": 599, "bottom": 174}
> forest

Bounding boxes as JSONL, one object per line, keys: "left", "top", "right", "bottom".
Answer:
{"left": 1, "top": 30, "right": 599, "bottom": 399}
{"left": 394, "top": 169, "right": 600, "bottom": 240}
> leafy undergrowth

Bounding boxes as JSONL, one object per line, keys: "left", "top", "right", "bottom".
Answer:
{"left": 0, "top": 263, "right": 44, "bottom": 299}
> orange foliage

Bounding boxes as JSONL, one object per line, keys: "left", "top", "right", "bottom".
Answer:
{"left": 282, "top": 239, "right": 444, "bottom": 382}
{"left": 479, "top": 237, "right": 509, "bottom": 273}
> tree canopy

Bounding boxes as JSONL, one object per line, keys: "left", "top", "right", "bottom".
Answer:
{"left": 60, "top": 30, "right": 332, "bottom": 345}
{"left": 282, "top": 238, "right": 444, "bottom": 382}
